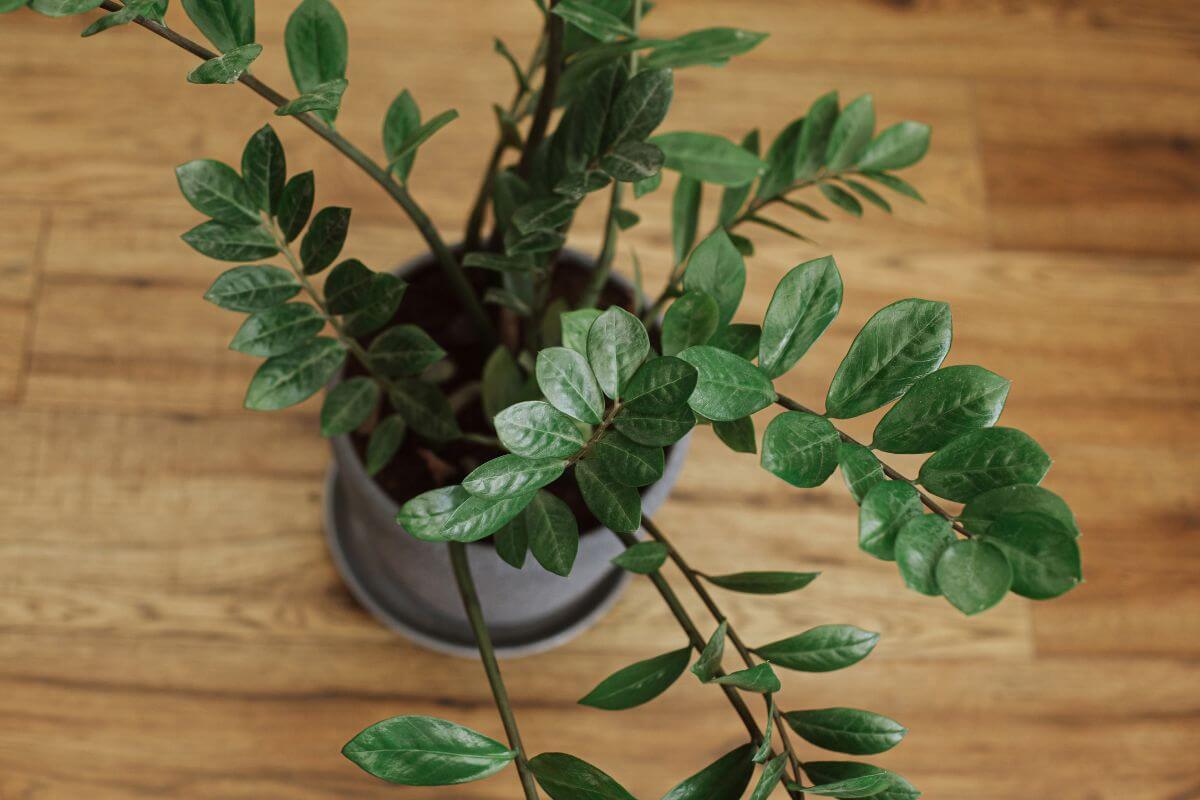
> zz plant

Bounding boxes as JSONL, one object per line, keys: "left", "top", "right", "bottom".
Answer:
{"left": 12, "top": 0, "right": 1084, "bottom": 797}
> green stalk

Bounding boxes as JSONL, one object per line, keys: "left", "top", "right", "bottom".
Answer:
{"left": 447, "top": 543, "right": 541, "bottom": 800}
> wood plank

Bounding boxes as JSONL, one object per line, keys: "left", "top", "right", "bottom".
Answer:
{"left": 0, "top": 204, "right": 46, "bottom": 401}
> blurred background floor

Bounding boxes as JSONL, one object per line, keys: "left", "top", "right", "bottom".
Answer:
{"left": 1, "top": 1, "right": 1198, "bottom": 798}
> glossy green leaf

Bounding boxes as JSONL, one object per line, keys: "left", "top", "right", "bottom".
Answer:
{"left": 244, "top": 336, "right": 345, "bottom": 410}
{"left": 180, "top": 0, "right": 253, "bottom": 52}
{"left": 671, "top": 176, "right": 702, "bottom": 264}
{"left": 935, "top": 538, "right": 1012, "bottom": 615}
{"left": 919, "top": 427, "right": 1051, "bottom": 503}
{"left": 30, "top": 0, "right": 101, "bottom": 16}
{"left": 240, "top": 125, "right": 285, "bottom": 216}
{"left": 713, "top": 416, "right": 756, "bottom": 454}
{"left": 612, "top": 541, "right": 668, "bottom": 574}
{"left": 873, "top": 365, "right": 1010, "bottom": 454}
{"left": 341, "top": 272, "right": 406, "bottom": 336}
{"left": 229, "top": 302, "right": 324, "bottom": 356}
{"left": 662, "top": 292, "right": 718, "bottom": 357}
{"left": 759, "top": 256, "right": 843, "bottom": 379}
{"left": 579, "top": 646, "right": 691, "bottom": 710}
{"left": 587, "top": 306, "right": 649, "bottom": 400}
{"left": 981, "top": 512, "right": 1081, "bottom": 599}
{"left": 825, "top": 299, "right": 952, "bottom": 419}
{"left": 300, "top": 206, "right": 351, "bottom": 274}
{"left": 661, "top": 743, "right": 755, "bottom": 800}
{"left": 796, "top": 90, "right": 839, "bottom": 180}
{"left": 837, "top": 441, "right": 885, "bottom": 504}
{"left": 710, "top": 323, "right": 761, "bottom": 361}
{"left": 274, "top": 78, "right": 348, "bottom": 117}
{"left": 712, "top": 662, "right": 780, "bottom": 693}
{"left": 519, "top": 490, "right": 580, "bottom": 577}
{"left": 754, "top": 624, "right": 879, "bottom": 673}
{"left": 561, "top": 308, "right": 601, "bottom": 355}
{"left": 651, "top": 132, "right": 768, "bottom": 186}
{"left": 797, "top": 769, "right": 893, "bottom": 798}
{"left": 463, "top": 455, "right": 565, "bottom": 500}
{"left": 388, "top": 378, "right": 460, "bottom": 441}
{"left": 495, "top": 401, "right": 585, "bottom": 458}
{"left": 633, "top": 171, "right": 662, "bottom": 198}
{"left": 748, "top": 754, "right": 788, "bottom": 800}
{"left": 396, "top": 486, "right": 468, "bottom": 539}
{"left": 589, "top": 431, "right": 664, "bottom": 487}
{"left": 320, "top": 377, "right": 379, "bottom": 437}
{"left": 622, "top": 356, "right": 697, "bottom": 412}
{"left": 323, "top": 258, "right": 373, "bottom": 314}
{"left": 753, "top": 699, "right": 775, "bottom": 764}
{"left": 820, "top": 183, "right": 863, "bottom": 216}
{"left": 682, "top": 229, "right": 745, "bottom": 327}
{"left": 204, "top": 264, "right": 299, "bottom": 311}
{"left": 285, "top": 0, "right": 347, "bottom": 124}
{"left": 2, "top": 0, "right": 29, "bottom": 12}
{"left": 382, "top": 90, "right": 421, "bottom": 181}
{"left": 691, "top": 620, "right": 727, "bottom": 682}
{"left": 494, "top": 519, "right": 529, "bottom": 569}
{"left": 861, "top": 170, "right": 924, "bottom": 203}
{"left": 186, "top": 43, "right": 262, "bottom": 84}
{"left": 613, "top": 403, "right": 695, "bottom": 447}
{"left": 513, "top": 196, "right": 577, "bottom": 235}
{"left": 785, "top": 707, "right": 906, "bottom": 756}
{"left": 276, "top": 170, "right": 315, "bottom": 242}
{"left": 702, "top": 571, "right": 819, "bottom": 595}
{"left": 537, "top": 346, "right": 605, "bottom": 424}
{"left": 368, "top": 325, "right": 445, "bottom": 377}
{"left": 858, "top": 480, "right": 923, "bottom": 561}
{"left": 575, "top": 460, "right": 641, "bottom": 533}
{"left": 552, "top": 0, "right": 634, "bottom": 41}
{"left": 756, "top": 117, "right": 804, "bottom": 200}
{"left": 387, "top": 110, "right": 460, "bottom": 175}
{"left": 365, "top": 414, "right": 406, "bottom": 476}
{"left": 176, "top": 158, "right": 260, "bottom": 225}
{"left": 604, "top": 67, "right": 674, "bottom": 147}
{"left": 825, "top": 94, "right": 875, "bottom": 171}
{"left": 845, "top": 179, "right": 892, "bottom": 213}
{"left": 857, "top": 121, "right": 931, "bottom": 172}
{"left": 894, "top": 515, "right": 955, "bottom": 596}
{"left": 677, "top": 345, "right": 775, "bottom": 422}
{"left": 718, "top": 129, "right": 760, "bottom": 225}
{"left": 761, "top": 411, "right": 839, "bottom": 488}
{"left": 644, "top": 27, "right": 767, "bottom": 70}
{"left": 529, "top": 752, "right": 636, "bottom": 800}
{"left": 438, "top": 492, "right": 537, "bottom": 543}
{"left": 341, "top": 715, "right": 514, "bottom": 786}
{"left": 960, "top": 484, "right": 1078, "bottom": 538}
{"left": 481, "top": 346, "right": 527, "bottom": 420}
{"left": 601, "top": 141, "right": 664, "bottom": 182}
{"left": 183, "top": 220, "right": 278, "bottom": 262}
{"left": 803, "top": 762, "right": 920, "bottom": 800}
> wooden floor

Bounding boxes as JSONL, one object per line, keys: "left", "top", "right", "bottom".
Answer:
{"left": 2, "top": 2, "right": 1199, "bottom": 798}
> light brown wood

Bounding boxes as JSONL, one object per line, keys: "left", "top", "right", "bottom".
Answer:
{"left": 1, "top": 1, "right": 1198, "bottom": 798}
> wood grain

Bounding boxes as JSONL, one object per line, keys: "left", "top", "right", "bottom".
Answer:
{"left": 1, "top": 1, "right": 1198, "bottom": 798}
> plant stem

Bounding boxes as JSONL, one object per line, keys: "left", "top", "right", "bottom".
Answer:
{"left": 775, "top": 393, "right": 973, "bottom": 536}
{"left": 641, "top": 515, "right": 807, "bottom": 788}
{"left": 517, "top": 0, "right": 564, "bottom": 178}
{"left": 96, "top": 1, "right": 497, "bottom": 347}
{"left": 447, "top": 543, "right": 541, "bottom": 800}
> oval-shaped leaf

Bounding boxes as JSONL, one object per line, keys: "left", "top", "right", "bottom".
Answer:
{"left": 661, "top": 743, "right": 755, "bottom": 800}
{"left": 579, "top": 647, "right": 691, "bottom": 710}
{"left": 712, "top": 662, "right": 780, "bottom": 693}
{"left": 368, "top": 324, "right": 446, "bottom": 377}
{"left": 561, "top": 308, "right": 602, "bottom": 355}
{"left": 276, "top": 170, "right": 315, "bottom": 243}
{"left": 324, "top": 258, "right": 374, "bottom": 314}
{"left": 652, "top": 131, "right": 768, "bottom": 186}
{"left": 682, "top": 230, "right": 745, "bottom": 328}
{"left": 761, "top": 410, "right": 839, "bottom": 488}
{"left": 613, "top": 404, "right": 696, "bottom": 447}
{"left": 494, "top": 519, "right": 529, "bottom": 569}
{"left": 748, "top": 753, "right": 789, "bottom": 800}
{"left": 575, "top": 460, "right": 641, "bottom": 533}
{"left": 341, "top": 715, "right": 515, "bottom": 786}
{"left": 800, "top": 769, "right": 893, "bottom": 798}
{"left": 691, "top": 620, "right": 727, "bottom": 683}
{"left": 662, "top": 292, "right": 719, "bottom": 357}
{"left": 244, "top": 336, "right": 345, "bottom": 411}
{"left": 365, "top": 414, "right": 406, "bottom": 476}
{"left": 284, "top": 0, "right": 348, "bottom": 124}
{"left": 824, "top": 94, "right": 875, "bottom": 171}
{"left": 388, "top": 378, "right": 460, "bottom": 441}
{"left": 644, "top": 27, "right": 768, "bottom": 70}
{"left": 702, "top": 571, "right": 820, "bottom": 595}
{"left": 604, "top": 67, "right": 674, "bottom": 147}
{"left": 837, "top": 441, "right": 885, "bottom": 504}
{"left": 176, "top": 158, "right": 260, "bottom": 225}
{"left": 587, "top": 306, "right": 650, "bottom": 400}
{"left": 677, "top": 345, "right": 775, "bottom": 422}
{"left": 611, "top": 540, "right": 668, "bottom": 574}
{"left": 784, "top": 707, "right": 906, "bottom": 756}
{"left": 960, "top": 484, "right": 1078, "bottom": 538}
{"left": 858, "top": 480, "right": 923, "bottom": 561}
{"left": 918, "top": 427, "right": 1051, "bottom": 503}
{"left": 601, "top": 141, "right": 665, "bottom": 182}
{"left": 343, "top": 272, "right": 407, "bottom": 337}
{"left": 857, "top": 121, "right": 931, "bottom": 172}
{"left": 981, "top": 512, "right": 1081, "bottom": 599}
{"left": 894, "top": 515, "right": 956, "bottom": 596}
{"left": 796, "top": 90, "right": 840, "bottom": 180}
{"left": 396, "top": 485, "right": 468, "bottom": 540}
{"left": 935, "top": 539, "right": 1012, "bottom": 615}
{"left": 463, "top": 455, "right": 565, "bottom": 500}
{"left": 204, "top": 264, "right": 300, "bottom": 311}
{"left": 439, "top": 492, "right": 537, "bottom": 543}
{"left": 589, "top": 431, "right": 664, "bottom": 487}
{"left": 759, "top": 256, "right": 843, "bottom": 379}
{"left": 30, "top": 0, "right": 103, "bottom": 16}
{"left": 320, "top": 376, "right": 379, "bottom": 436}
{"left": 383, "top": 90, "right": 421, "bottom": 181}
{"left": 300, "top": 206, "right": 351, "bottom": 275}
{"left": 187, "top": 42, "right": 264, "bottom": 85}
{"left": 180, "top": 0, "right": 254, "bottom": 53}
{"left": 622, "top": 356, "right": 698, "bottom": 412}
{"left": 537, "top": 346, "right": 605, "bottom": 424}
{"left": 753, "top": 624, "right": 879, "bottom": 673}
{"left": 229, "top": 302, "right": 324, "bottom": 356}
{"left": 872, "top": 365, "right": 1010, "bottom": 454}
{"left": 241, "top": 125, "right": 286, "bottom": 215}
{"left": 495, "top": 400, "right": 586, "bottom": 458}
{"left": 275, "top": 78, "right": 349, "bottom": 118}
{"left": 803, "top": 762, "right": 920, "bottom": 800}
{"left": 710, "top": 323, "right": 761, "bottom": 361}
{"left": 713, "top": 416, "right": 756, "bottom": 454}
{"left": 517, "top": 490, "right": 580, "bottom": 577}
{"left": 672, "top": 176, "right": 702, "bottom": 264}
{"left": 183, "top": 220, "right": 279, "bottom": 262}
{"left": 529, "top": 752, "right": 636, "bottom": 800}
{"left": 825, "top": 298, "right": 951, "bottom": 419}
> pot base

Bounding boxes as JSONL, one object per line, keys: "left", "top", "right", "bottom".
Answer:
{"left": 322, "top": 464, "right": 633, "bottom": 659}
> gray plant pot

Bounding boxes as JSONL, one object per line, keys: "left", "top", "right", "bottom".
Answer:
{"left": 322, "top": 252, "right": 691, "bottom": 658}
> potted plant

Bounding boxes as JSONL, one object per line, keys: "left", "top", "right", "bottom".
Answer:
{"left": 11, "top": 0, "right": 1085, "bottom": 797}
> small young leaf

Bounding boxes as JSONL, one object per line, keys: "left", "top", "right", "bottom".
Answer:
{"left": 388, "top": 378, "right": 460, "bottom": 441}
{"left": 753, "top": 624, "right": 879, "bottom": 673}
{"left": 241, "top": 125, "right": 286, "bottom": 215}
{"left": 180, "top": 0, "right": 254, "bottom": 53}
{"left": 747, "top": 753, "right": 788, "bottom": 800}
{"left": 284, "top": 0, "right": 348, "bottom": 124}
{"left": 611, "top": 541, "right": 668, "bottom": 574}
{"left": 368, "top": 325, "right": 446, "bottom": 377}
{"left": 603, "top": 67, "right": 674, "bottom": 147}
{"left": 463, "top": 455, "right": 565, "bottom": 500}
{"left": 894, "top": 515, "right": 956, "bottom": 596}
{"left": 960, "top": 484, "right": 1078, "bottom": 538}
{"left": 633, "top": 170, "right": 662, "bottom": 198}
{"left": 824, "top": 94, "right": 875, "bottom": 171}
{"left": 244, "top": 337, "right": 345, "bottom": 411}
{"left": 796, "top": 90, "right": 839, "bottom": 180}
{"left": 552, "top": 0, "right": 635, "bottom": 41}
{"left": 784, "top": 707, "right": 906, "bottom": 755}
{"left": 713, "top": 416, "right": 756, "bottom": 454}
{"left": 601, "top": 141, "right": 664, "bottom": 182}
{"left": 495, "top": 401, "right": 586, "bottom": 459}
{"left": 529, "top": 753, "right": 636, "bottom": 800}
{"left": 691, "top": 620, "right": 727, "bottom": 682}
{"left": 935, "top": 539, "right": 1013, "bottom": 615}
{"left": 803, "top": 762, "right": 920, "bottom": 800}
{"left": 387, "top": 110, "right": 460, "bottom": 175}
{"left": 837, "top": 441, "right": 885, "bottom": 504}
{"left": 702, "top": 571, "right": 819, "bottom": 595}
{"left": 204, "top": 265, "right": 300, "bottom": 311}
{"left": 537, "top": 346, "right": 605, "bottom": 424}
{"left": 644, "top": 27, "right": 768, "bottom": 70}
{"left": 857, "top": 121, "right": 931, "bottom": 172}
{"left": 588, "top": 431, "right": 664, "bottom": 487}
{"left": 513, "top": 196, "right": 577, "bottom": 235}
{"left": 918, "top": 427, "right": 1051, "bottom": 503}
{"left": 614, "top": 207, "right": 640, "bottom": 230}
{"left": 186, "top": 42, "right": 262, "bottom": 84}
{"left": 274, "top": 78, "right": 349, "bottom": 118}
{"left": 660, "top": 743, "right": 755, "bottom": 800}
{"left": 276, "top": 170, "right": 315, "bottom": 242}
{"left": 819, "top": 182, "right": 863, "bottom": 216}
{"left": 712, "top": 662, "right": 781, "bottom": 693}
{"left": 651, "top": 131, "right": 768, "bottom": 186}
{"left": 682, "top": 229, "right": 745, "bottom": 327}
{"left": 861, "top": 170, "right": 924, "bottom": 202}
{"left": 382, "top": 90, "right": 421, "bottom": 181}
{"left": 858, "top": 480, "right": 923, "bottom": 561}
{"left": 229, "top": 302, "right": 324, "bottom": 356}
{"left": 613, "top": 404, "right": 695, "bottom": 447}
{"left": 586, "top": 306, "right": 650, "bottom": 400}
{"left": 677, "top": 345, "right": 776, "bottom": 422}
{"left": 575, "top": 460, "right": 641, "bottom": 533}
{"left": 872, "top": 365, "right": 1011, "bottom": 454}
{"left": 341, "top": 715, "right": 516, "bottom": 786}
{"left": 761, "top": 410, "right": 839, "bottom": 488}
{"left": 981, "top": 512, "right": 1081, "bottom": 599}
{"left": 758, "top": 256, "right": 843, "bottom": 379}
{"left": 365, "top": 414, "right": 406, "bottom": 476}
{"left": 176, "top": 158, "right": 260, "bottom": 225}
{"left": 520, "top": 490, "right": 580, "bottom": 577}
{"left": 753, "top": 699, "right": 775, "bottom": 763}
{"left": 320, "top": 376, "right": 379, "bottom": 436}
{"left": 300, "top": 206, "right": 351, "bottom": 274}
{"left": 825, "top": 298, "right": 952, "bottom": 419}
{"left": 844, "top": 179, "right": 892, "bottom": 213}
{"left": 579, "top": 647, "right": 691, "bottom": 710}
{"left": 396, "top": 485, "right": 468, "bottom": 540}
{"left": 324, "top": 258, "right": 374, "bottom": 314}
{"left": 672, "top": 176, "right": 703, "bottom": 264}
{"left": 662, "top": 291, "right": 719, "bottom": 356}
